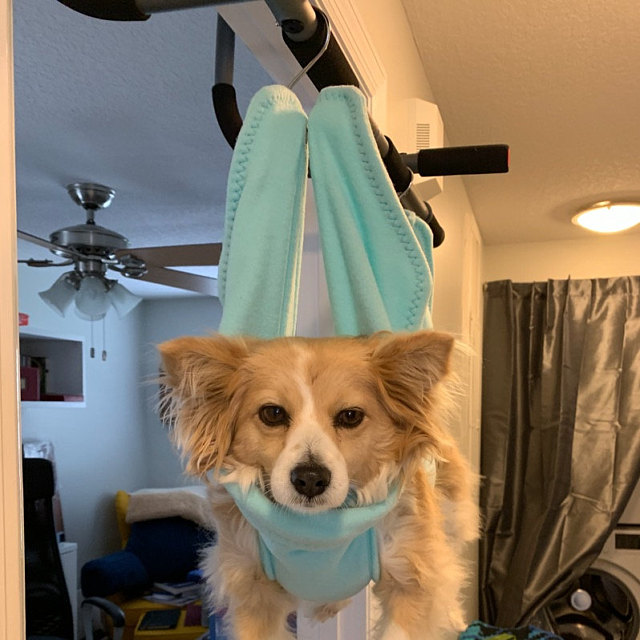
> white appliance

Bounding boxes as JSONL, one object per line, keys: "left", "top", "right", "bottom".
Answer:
{"left": 544, "top": 481, "right": 640, "bottom": 639}
{"left": 59, "top": 541, "right": 78, "bottom": 640}
{"left": 621, "top": 479, "right": 640, "bottom": 525}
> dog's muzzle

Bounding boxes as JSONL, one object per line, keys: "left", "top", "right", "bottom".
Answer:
{"left": 290, "top": 463, "right": 331, "bottom": 499}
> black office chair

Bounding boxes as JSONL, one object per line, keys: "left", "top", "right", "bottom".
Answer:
{"left": 23, "top": 457, "right": 75, "bottom": 640}
{"left": 23, "top": 457, "right": 125, "bottom": 640}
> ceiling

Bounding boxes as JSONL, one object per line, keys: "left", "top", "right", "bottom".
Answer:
{"left": 13, "top": 1, "right": 640, "bottom": 300}
{"left": 13, "top": 0, "right": 270, "bottom": 297}
{"left": 401, "top": 0, "right": 640, "bottom": 245}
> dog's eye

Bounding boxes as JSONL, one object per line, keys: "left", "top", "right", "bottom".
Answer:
{"left": 258, "top": 404, "right": 289, "bottom": 427}
{"left": 335, "top": 408, "right": 365, "bottom": 428}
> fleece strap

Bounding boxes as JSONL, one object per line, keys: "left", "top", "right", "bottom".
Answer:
{"left": 308, "top": 86, "right": 434, "bottom": 334}
{"left": 218, "top": 85, "right": 308, "bottom": 338}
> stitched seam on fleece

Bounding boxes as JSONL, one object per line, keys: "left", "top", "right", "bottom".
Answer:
{"left": 218, "top": 88, "right": 303, "bottom": 305}
{"left": 317, "top": 89, "right": 428, "bottom": 331}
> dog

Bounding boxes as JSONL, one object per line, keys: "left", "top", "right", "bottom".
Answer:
{"left": 158, "top": 330, "right": 478, "bottom": 640}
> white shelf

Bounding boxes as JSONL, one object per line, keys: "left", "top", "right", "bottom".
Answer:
{"left": 21, "top": 400, "right": 87, "bottom": 409}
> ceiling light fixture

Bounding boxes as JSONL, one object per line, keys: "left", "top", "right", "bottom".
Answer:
{"left": 572, "top": 201, "right": 640, "bottom": 234}
{"left": 38, "top": 268, "right": 141, "bottom": 321}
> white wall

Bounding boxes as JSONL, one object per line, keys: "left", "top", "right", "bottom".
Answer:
{"left": 484, "top": 232, "right": 640, "bottom": 282}
{"left": 138, "top": 295, "right": 223, "bottom": 488}
{"left": 18, "top": 264, "right": 149, "bottom": 568}
{"left": 18, "top": 261, "right": 231, "bottom": 568}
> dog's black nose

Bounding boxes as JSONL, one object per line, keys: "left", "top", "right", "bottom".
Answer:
{"left": 290, "top": 463, "right": 331, "bottom": 498}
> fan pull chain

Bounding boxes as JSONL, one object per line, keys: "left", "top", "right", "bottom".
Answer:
{"left": 102, "top": 318, "right": 107, "bottom": 361}
{"left": 90, "top": 321, "right": 95, "bottom": 358}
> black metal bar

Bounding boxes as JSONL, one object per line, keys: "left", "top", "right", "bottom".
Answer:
{"left": 380, "top": 136, "right": 412, "bottom": 194}
{"left": 212, "top": 84, "right": 243, "bottom": 148}
{"left": 54, "top": 0, "right": 315, "bottom": 27}
{"left": 264, "top": 0, "right": 317, "bottom": 41}
{"left": 215, "top": 15, "right": 236, "bottom": 86}
{"left": 282, "top": 7, "right": 359, "bottom": 89}
{"left": 212, "top": 15, "right": 242, "bottom": 147}
{"left": 137, "top": 0, "right": 246, "bottom": 13}
{"left": 404, "top": 144, "right": 510, "bottom": 177}
{"left": 55, "top": 0, "right": 150, "bottom": 21}
{"left": 400, "top": 191, "right": 445, "bottom": 247}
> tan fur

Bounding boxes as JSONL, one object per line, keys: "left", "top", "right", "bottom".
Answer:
{"left": 159, "top": 330, "right": 479, "bottom": 640}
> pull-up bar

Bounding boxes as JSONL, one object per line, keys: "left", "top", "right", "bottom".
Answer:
{"left": 55, "top": 0, "right": 510, "bottom": 247}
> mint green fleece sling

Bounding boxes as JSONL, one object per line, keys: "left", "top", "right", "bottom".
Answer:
{"left": 216, "top": 84, "right": 436, "bottom": 603}
{"left": 308, "top": 86, "right": 434, "bottom": 334}
{"left": 217, "top": 85, "right": 307, "bottom": 338}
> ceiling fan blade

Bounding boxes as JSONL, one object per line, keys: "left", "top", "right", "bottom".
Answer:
{"left": 17, "top": 229, "right": 84, "bottom": 261}
{"left": 137, "top": 265, "right": 218, "bottom": 296}
{"left": 119, "top": 243, "right": 222, "bottom": 267}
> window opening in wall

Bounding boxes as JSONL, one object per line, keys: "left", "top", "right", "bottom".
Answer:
{"left": 19, "top": 333, "right": 84, "bottom": 403}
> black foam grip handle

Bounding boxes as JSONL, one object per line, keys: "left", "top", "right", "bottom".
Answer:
{"left": 56, "top": 0, "right": 149, "bottom": 21}
{"left": 417, "top": 144, "right": 509, "bottom": 177}
{"left": 424, "top": 202, "right": 445, "bottom": 248}
{"left": 282, "top": 8, "right": 359, "bottom": 90}
{"left": 381, "top": 136, "right": 412, "bottom": 193}
{"left": 212, "top": 83, "right": 243, "bottom": 148}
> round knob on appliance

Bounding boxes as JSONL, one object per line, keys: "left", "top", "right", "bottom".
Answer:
{"left": 570, "top": 588, "right": 592, "bottom": 611}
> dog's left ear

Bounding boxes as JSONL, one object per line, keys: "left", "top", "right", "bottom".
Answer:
{"left": 371, "top": 330, "right": 455, "bottom": 396}
{"left": 371, "top": 330, "right": 456, "bottom": 457}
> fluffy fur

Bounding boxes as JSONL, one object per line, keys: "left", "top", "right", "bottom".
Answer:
{"left": 158, "top": 330, "right": 478, "bottom": 640}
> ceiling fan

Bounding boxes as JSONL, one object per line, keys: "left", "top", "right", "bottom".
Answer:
{"left": 18, "top": 182, "right": 221, "bottom": 299}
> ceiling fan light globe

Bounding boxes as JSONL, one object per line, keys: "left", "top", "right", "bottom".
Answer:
{"left": 74, "top": 275, "right": 110, "bottom": 320}
{"left": 108, "top": 282, "right": 142, "bottom": 318}
{"left": 38, "top": 272, "right": 77, "bottom": 317}
{"left": 73, "top": 307, "right": 107, "bottom": 321}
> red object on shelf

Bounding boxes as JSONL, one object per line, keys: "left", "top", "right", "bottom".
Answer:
{"left": 18, "top": 312, "right": 29, "bottom": 326}
{"left": 20, "top": 367, "right": 40, "bottom": 401}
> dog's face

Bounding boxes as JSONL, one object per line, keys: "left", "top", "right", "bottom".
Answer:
{"left": 159, "top": 331, "right": 454, "bottom": 512}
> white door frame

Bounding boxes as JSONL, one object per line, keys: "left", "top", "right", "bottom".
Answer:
{"left": 0, "top": 2, "right": 386, "bottom": 638}
{"left": 0, "top": 0, "right": 24, "bottom": 637}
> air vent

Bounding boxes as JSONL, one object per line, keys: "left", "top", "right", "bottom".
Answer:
{"left": 416, "top": 123, "right": 431, "bottom": 149}
{"left": 399, "top": 99, "right": 445, "bottom": 200}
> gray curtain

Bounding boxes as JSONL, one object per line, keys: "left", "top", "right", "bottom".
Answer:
{"left": 480, "top": 277, "right": 640, "bottom": 627}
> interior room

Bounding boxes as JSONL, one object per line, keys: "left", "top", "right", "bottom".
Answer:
{"left": 2, "top": 1, "right": 639, "bottom": 639}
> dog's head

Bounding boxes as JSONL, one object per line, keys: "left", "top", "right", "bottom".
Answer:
{"left": 159, "top": 330, "right": 454, "bottom": 512}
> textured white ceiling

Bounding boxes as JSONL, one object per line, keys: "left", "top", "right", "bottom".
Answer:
{"left": 400, "top": 0, "right": 640, "bottom": 245}
{"left": 13, "top": 0, "right": 270, "bottom": 296}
